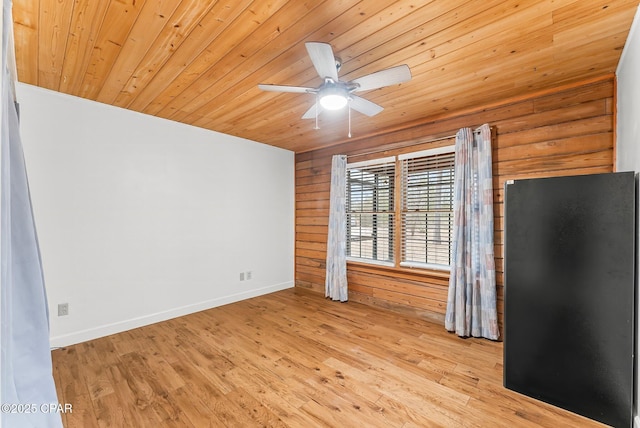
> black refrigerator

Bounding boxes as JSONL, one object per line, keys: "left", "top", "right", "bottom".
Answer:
{"left": 503, "top": 172, "right": 635, "bottom": 428}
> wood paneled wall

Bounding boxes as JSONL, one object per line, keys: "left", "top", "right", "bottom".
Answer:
{"left": 295, "top": 76, "right": 615, "bottom": 335}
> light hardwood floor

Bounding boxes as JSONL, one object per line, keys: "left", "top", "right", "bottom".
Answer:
{"left": 52, "top": 288, "right": 606, "bottom": 427}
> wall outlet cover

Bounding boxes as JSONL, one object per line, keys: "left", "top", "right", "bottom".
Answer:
{"left": 58, "top": 303, "right": 69, "bottom": 316}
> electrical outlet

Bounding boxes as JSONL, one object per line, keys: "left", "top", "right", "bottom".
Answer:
{"left": 58, "top": 303, "right": 69, "bottom": 317}
{"left": 240, "top": 272, "right": 245, "bottom": 281}
{"left": 246, "top": 271, "right": 252, "bottom": 280}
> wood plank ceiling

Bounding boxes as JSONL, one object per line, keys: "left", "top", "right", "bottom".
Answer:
{"left": 11, "top": 0, "right": 640, "bottom": 153}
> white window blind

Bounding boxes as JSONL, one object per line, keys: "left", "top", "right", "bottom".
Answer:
{"left": 400, "top": 147, "right": 455, "bottom": 269}
{"left": 346, "top": 159, "right": 395, "bottom": 264}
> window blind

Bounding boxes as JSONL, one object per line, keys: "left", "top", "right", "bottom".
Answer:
{"left": 400, "top": 147, "right": 455, "bottom": 269}
{"left": 346, "top": 159, "right": 395, "bottom": 264}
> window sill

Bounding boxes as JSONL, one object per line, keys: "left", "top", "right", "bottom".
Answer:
{"left": 399, "top": 261, "right": 451, "bottom": 272}
{"left": 346, "top": 257, "right": 394, "bottom": 268}
{"left": 346, "top": 259, "right": 451, "bottom": 281}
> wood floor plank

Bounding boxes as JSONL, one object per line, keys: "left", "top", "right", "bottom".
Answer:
{"left": 51, "top": 347, "right": 99, "bottom": 427}
{"left": 107, "top": 361, "right": 160, "bottom": 426}
{"left": 51, "top": 288, "right": 607, "bottom": 427}
{"left": 169, "top": 385, "right": 225, "bottom": 428}
{"left": 92, "top": 392, "right": 128, "bottom": 428}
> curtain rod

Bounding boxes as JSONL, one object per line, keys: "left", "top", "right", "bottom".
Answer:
{"left": 347, "top": 128, "right": 483, "bottom": 159}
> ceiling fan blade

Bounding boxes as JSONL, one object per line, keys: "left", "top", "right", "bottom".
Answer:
{"left": 302, "top": 102, "right": 322, "bottom": 119}
{"left": 305, "top": 42, "right": 339, "bottom": 81}
{"left": 349, "top": 95, "right": 384, "bottom": 117}
{"left": 258, "top": 84, "right": 314, "bottom": 93}
{"left": 351, "top": 64, "right": 411, "bottom": 92}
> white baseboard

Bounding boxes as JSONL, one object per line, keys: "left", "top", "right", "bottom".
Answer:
{"left": 49, "top": 281, "right": 293, "bottom": 348}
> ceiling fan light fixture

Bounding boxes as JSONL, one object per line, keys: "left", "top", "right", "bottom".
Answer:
{"left": 319, "top": 86, "right": 349, "bottom": 110}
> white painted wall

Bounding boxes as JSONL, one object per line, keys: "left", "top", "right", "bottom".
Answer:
{"left": 16, "top": 83, "right": 295, "bottom": 348}
{"left": 616, "top": 5, "right": 640, "bottom": 427}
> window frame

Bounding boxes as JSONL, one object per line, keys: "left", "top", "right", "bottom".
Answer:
{"left": 345, "top": 156, "right": 396, "bottom": 267}
{"left": 345, "top": 145, "right": 456, "bottom": 274}
{"left": 398, "top": 146, "right": 455, "bottom": 272}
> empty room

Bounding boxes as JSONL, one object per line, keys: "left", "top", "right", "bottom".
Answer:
{"left": 2, "top": 0, "right": 640, "bottom": 427}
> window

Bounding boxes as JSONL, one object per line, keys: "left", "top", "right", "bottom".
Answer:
{"left": 346, "top": 146, "right": 455, "bottom": 271}
{"left": 400, "top": 147, "right": 455, "bottom": 270}
{"left": 346, "top": 157, "right": 395, "bottom": 265}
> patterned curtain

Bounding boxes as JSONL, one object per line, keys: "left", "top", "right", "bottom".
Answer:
{"left": 325, "top": 154, "right": 348, "bottom": 301}
{"left": 445, "top": 124, "right": 499, "bottom": 340}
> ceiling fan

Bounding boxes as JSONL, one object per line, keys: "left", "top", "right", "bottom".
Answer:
{"left": 258, "top": 42, "right": 411, "bottom": 136}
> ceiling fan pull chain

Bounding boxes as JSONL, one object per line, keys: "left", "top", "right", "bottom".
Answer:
{"left": 314, "top": 95, "right": 320, "bottom": 130}
{"left": 348, "top": 104, "right": 352, "bottom": 138}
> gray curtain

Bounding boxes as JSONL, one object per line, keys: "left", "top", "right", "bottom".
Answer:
{"left": 1, "top": 0, "right": 62, "bottom": 426}
{"left": 445, "top": 124, "right": 499, "bottom": 340}
{"left": 325, "top": 154, "right": 348, "bottom": 301}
